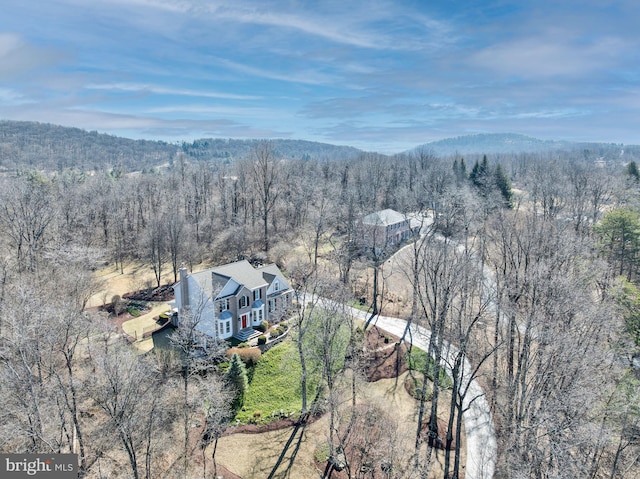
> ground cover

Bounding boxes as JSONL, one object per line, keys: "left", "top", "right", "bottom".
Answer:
{"left": 235, "top": 340, "right": 320, "bottom": 424}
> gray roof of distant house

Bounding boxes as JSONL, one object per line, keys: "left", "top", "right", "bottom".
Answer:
{"left": 362, "top": 209, "right": 408, "bottom": 226}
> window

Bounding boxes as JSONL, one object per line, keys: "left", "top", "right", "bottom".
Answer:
{"left": 259, "top": 309, "right": 263, "bottom": 322}
{"left": 274, "top": 281, "right": 279, "bottom": 292}
{"left": 239, "top": 295, "right": 249, "bottom": 308}
{"left": 253, "top": 289, "right": 261, "bottom": 301}
{"left": 268, "top": 299, "right": 274, "bottom": 313}
{"left": 218, "top": 298, "right": 229, "bottom": 312}
{"left": 225, "top": 322, "right": 230, "bottom": 334}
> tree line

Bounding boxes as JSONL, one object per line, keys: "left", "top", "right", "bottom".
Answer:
{"left": 1, "top": 139, "right": 640, "bottom": 477}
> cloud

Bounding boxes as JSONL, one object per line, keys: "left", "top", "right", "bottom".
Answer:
{"left": 0, "top": 103, "right": 291, "bottom": 140}
{"left": 0, "top": 32, "right": 63, "bottom": 79}
{"left": 85, "top": 82, "right": 261, "bottom": 100}
{"left": 472, "top": 34, "right": 625, "bottom": 79}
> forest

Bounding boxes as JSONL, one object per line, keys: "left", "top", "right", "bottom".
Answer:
{"left": 1, "top": 128, "right": 640, "bottom": 479}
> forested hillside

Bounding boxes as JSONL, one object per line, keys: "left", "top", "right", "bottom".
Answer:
{"left": 1, "top": 133, "right": 640, "bottom": 478}
{"left": 416, "top": 132, "right": 640, "bottom": 160}
{"left": 0, "top": 121, "right": 363, "bottom": 173}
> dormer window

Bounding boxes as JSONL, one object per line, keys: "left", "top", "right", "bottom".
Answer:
{"left": 274, "top": 281, "right": 279, "bottom": 292}
{"left": 253, "top": 289, "right": 261, "bottom": 301}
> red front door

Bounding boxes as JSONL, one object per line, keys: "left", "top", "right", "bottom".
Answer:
{"left": 242, "top": 314, "right": 247, "bottom": 328}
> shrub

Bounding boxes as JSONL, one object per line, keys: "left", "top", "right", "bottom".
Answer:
{"left": 225, "top": 353, "right": 248, "bottom": 411}
{"left": 279, "top": 321, "right": 287, "bottom": 329}
{"left": 257, "top": 335, "right": 267, "bottom": 345}
{"left": 253, "top": 410, "right": 262, "bottom": 418}
{"left": 127, "top": 306, "right": 140, "bottom": 317}
{"left": 226, "top": 347, "right": 262, "bottom": 367}
{"left": 257, "top": 321, "right": 269, "bottom": 333}
{"left": 237, "top": 342, "right": 250, "bottom": 348}
{"left": 112, "top": 294, "right": 125, "bottom": 316}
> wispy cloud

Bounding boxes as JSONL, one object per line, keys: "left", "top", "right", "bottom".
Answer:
{"left": 2, "top": 1, "right": 640, "bottom": 151}
{"left": 85, "top": 82, "right": 261, "bottom": 100}
{"left": 472, "top": 31, "right": 627, "bottom": 78}
{"left": 0, "top": 32, "right": 63, "bottom": 79}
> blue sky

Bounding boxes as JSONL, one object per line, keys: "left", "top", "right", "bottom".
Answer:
{"left": 1, "top": 0, "right": 639, "bottom": 153}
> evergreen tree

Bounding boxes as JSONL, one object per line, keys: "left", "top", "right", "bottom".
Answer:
{"left": 469, "top": 155, "right": 490, "bottom": 191}
{"left": 494, "top": 164, "right": 513, "bottom": 206}
{"left": 453, "top": 158, "right": 467, "bottom": 184}
{"left": 594, "top": 208, "right": 640, "bottom": 280}
{"left": 224, "top": 353, "right": 248, "bottom": 411}
{"left": 459, "top": 157, "right": 467, "bottom": 179}
{"left": 625, "top": 161, "right": 640, "bottom": 182}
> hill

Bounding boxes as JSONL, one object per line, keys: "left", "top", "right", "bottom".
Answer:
{"left": 0, "top": 121, "right": 363, "bottom": 173}
{"left": 414, "top": 133, "right": 572, "bottom": 156}
{"left": 180, "top": 138, "right": 362, "bottom": 162}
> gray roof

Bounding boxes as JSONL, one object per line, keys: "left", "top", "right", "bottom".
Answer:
{"left": 210, "top": 260, "right": 268, "bottom": 290}
{"left": 362, "top": 209, "right": 408, "bottom": 226}
{"left": 260, "top": 263, "right": 292, "bottom": 291}
{"left": 177, "top": 260, "right": 291, "bottom": 299}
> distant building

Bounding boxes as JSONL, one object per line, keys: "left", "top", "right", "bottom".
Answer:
{"left": 172, "top": 260, "right": 292, "bottom": 342}
{"left": 360, "top": 209, "right": 420, "bottom": 254}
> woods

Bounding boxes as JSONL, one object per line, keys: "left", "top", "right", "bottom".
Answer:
{"left": 0, "top": 133, "right": 639, "bottom": 478}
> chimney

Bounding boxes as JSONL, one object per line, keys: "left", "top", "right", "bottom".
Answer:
{"left": 179, "top": 266, "right": 190, "bottom": 311}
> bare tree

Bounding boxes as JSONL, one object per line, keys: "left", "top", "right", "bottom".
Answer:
{"left": 250, "top": 141, "right": 281, "bottom": 251}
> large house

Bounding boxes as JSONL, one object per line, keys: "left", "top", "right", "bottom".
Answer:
{"left": 360, "top": 209, "right": 420, "bottom": 253}
{"left": 172, "top": 260, "right": 293, "bottom": 342}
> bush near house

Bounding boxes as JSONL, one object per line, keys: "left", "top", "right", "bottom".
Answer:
{"left": 226, "top": 346, "right": 262, "bottom": 366}
{"left": 257, "top": 335, "right": 267, "bottom": 345}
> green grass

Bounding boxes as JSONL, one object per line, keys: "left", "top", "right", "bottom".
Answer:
{"left": 406, "top": 347, "right": 453, "bottom": 389}
{"left": 235, "top": 340, "right": 319, "bottom": 424}
{"left": 348, "top": 300, "right": 372, "bottom": 313}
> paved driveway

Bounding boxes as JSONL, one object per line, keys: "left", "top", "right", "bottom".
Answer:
{"left": 348, "top": 306, "right": 497, "bottom": 479}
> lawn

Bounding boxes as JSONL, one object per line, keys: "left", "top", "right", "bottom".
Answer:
{"left": 406, "top": 347, "right": 453, "bottom": 389}
{"left": 235, "top": 340, "right": 319, "bottom": 424}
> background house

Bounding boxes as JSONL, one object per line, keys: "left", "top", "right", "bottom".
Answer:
{"left": 172, "top": 260, "right": 292, "bottom": 342}
{"left": 360, "top": 209, "right": 420, "bottom": 254}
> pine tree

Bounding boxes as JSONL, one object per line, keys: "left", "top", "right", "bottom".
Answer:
{"left": 494, "top": 164, "right": 513, "bottom": 206}
{"left": 453, "top": 158, "right": 467, "bottom": 183}
{"left": 224, "top": 353, "right": 248, "bottom": 411}
{"left": 625, "top": 161, "right": 640, "bottom": 182}
{"left": 469, "top": 155, "right": 490, "bottom": 190}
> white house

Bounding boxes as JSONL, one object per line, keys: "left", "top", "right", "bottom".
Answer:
{"left": 172, "top": 260, "right": 293, "bottom": 342}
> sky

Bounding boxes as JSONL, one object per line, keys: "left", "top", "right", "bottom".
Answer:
{"left": 1, "top": 0, "right": 639, "bottom": 153}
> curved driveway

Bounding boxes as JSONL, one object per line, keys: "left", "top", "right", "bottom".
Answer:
{"left": 346, "top": 306, "right": 497, "bottom": 479}
{"left": 348, "top": 214, "right": 497, "bottom": 478}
